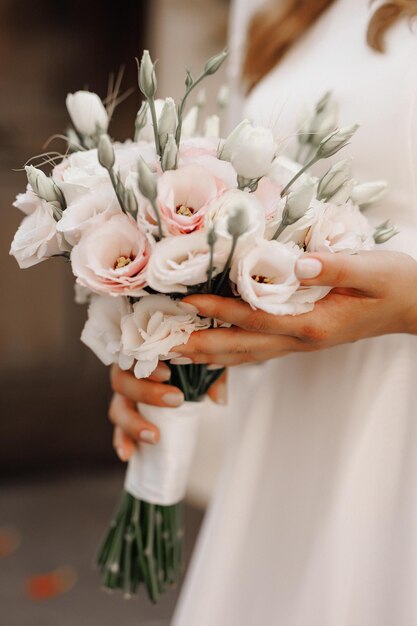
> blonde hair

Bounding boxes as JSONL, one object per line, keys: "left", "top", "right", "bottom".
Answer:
{"left": 243, "top": 1, "right": 417, "bottom": 91}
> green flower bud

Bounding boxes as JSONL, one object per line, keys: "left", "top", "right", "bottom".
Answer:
{"left": 374, "top": 221, "right": 398, "bottom": 244}
{"left": 316, "top": 124, "right": 359, "bottom": 159}
{"left": 25, "top": 165, "right": 64, "bottom": 205}
{"left": 326, "top": 178, "right": 355, "bottom": 205}
{"left": 204, "top": 49, "right": 228, "bottom": 76}
{"left": 125, "top": 188, "right": 138, "bottom": 216}
{"left": 97, "top": 134, "right": 115, "bottom": 170}
{"left": 317, "top": 158, "right": 353, "bottom": 201}
{"left": 283, "top": 178, "right": 316, "bottom": 225}
{"left": 351, "top": 181, "right": 387, "bottom": 206}
{"left": 158, "top": 97, "right": 177, "bottom": 152}
{"left": 137, "top": 157, "right": 157, "bottom": 201}
{"left": 134, "top": 101, "right": 149, "bottom": 140}
{"left": 227, "top": 205, "right": 250, "bottom": 238}
{"left": 161, "top": 134, "right": 178, "bottom": 171}
{"left": 138, "top": 50, "right": 157, "bottom": 99}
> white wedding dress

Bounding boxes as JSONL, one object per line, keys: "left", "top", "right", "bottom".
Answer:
{"left": 174, "top": 1, "right": 417, "bottom": 624}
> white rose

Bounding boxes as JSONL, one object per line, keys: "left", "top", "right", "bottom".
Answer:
{"left": 57, "top": 184, "right": 121, "bottom": 246}
{"left": 10, "top": 201, "right": 66, "bottom": 269}
{"left": 66, "top": 90, "right": 109, "bottom": 136}
{"left": 13, "top": 186, "right": 43, "bottom": 215}
{"left": 306, "top": 200, "right": 375, "bottom": 253}
{"left": 146, "top": 230, "right": 230, "bottom": 294}
{"left": 230, "top": 239, "right": 328, "bottom": 315}
{"left": 205, "top": 189, "right": 265, "bottom": 243}
{"left": 121, "top": 295, "right": 210, "bottom": 378}
{"left": 220, "top": 120, "right": 276, "bottom": 179}
{"left": 81, "top": 294, "right": 133, "bottom": 370}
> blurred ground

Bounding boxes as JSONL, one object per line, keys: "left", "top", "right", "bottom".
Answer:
{"left": 0, "top": 470, "right": 203, "bottom": 626}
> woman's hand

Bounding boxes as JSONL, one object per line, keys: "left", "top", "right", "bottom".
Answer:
{"left": 108, "top": 362, "right": 227, "bottom": 461}
{"left": 172, "top": 250, "right": 417, "bottom": 367}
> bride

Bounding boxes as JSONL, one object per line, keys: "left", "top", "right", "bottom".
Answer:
{"left": 109, "top": 0, "right": 417, "bottom": 623}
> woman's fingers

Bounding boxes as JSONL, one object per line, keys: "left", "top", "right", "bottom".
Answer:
{"left": 191, "top": 351, "right": 290, "bottom": 366}
{"left": 207, "top": 371, "right": 228, "bottom": 404}
{"left": 148, "top": 361, "right": 171, "bottom": 383}
{"left": 113, "top": 425, "right": 136, "bottom": 462}
{"left": 109, "top": 393, "right": 160, "bottom": 445}
{"left": 111, "top": 365, "right": 184, "bottom": 407}
{"left": 174, "top": 327, "right": 302, "bottom": 356}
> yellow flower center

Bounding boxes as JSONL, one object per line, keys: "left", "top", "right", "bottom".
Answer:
{"left": 114, "top": 255, "right": 132, "bottom": 269}
{"left": 252, "top": 274, "right": 275, "bottom": 284}
{"left": 176, "top": 204, "right": 195, "bottom": 217}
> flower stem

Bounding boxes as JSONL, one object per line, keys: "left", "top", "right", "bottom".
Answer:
{"left": 148, "top": 97, "right": 162, "bottom": 156}
{"left": 214, "top": 235, "right": 238, "bottom": 295}
{"left": 280, "top": 155, "right": 319, "bottom": 197}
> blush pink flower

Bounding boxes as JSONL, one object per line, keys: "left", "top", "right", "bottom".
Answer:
{"left": 157, "top": 164, "right": 226, "bottom": 235}
{"left": 253, "top": 177, "right": 286, "bottom": 238}
{"left": 71, "top": 214, "right": 151, "bottom": 296}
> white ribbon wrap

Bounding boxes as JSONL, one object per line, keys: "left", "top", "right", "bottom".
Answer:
{"left": 124, "top": 401, "right": 202, "bottom": 506}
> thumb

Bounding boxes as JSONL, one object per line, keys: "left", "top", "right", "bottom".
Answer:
{"left": 295, "top": 251, "right": 387, "bottom": 293}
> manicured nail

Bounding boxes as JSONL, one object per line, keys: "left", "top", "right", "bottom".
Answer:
{"left": 180, "top": 303, "right": 199, "bottom": 313}
{"left": 207, "top": 364, "right": 224, "bottom": 371}
{"left": 167, "top": 351, "right": 181, "bottom": 359}
{"left": 215, "top": 383, "right": 227, "bottom": 405}
{"left": 153, "top": 364, "right": 171, "bottom": 382}
{"left": 170, "top": 357, "right": 193, "bottom": 365}
{"left": 296, "top": 258, "right": 322, "bottom": 279}
{"left": 140, "top": 430, "right": 157, "bottom": 444}
{"left": 163, "top": 392, "right": 184, "bottom": 407}
{"left": 116, "top": 446, "right": 129, "bottom": 461}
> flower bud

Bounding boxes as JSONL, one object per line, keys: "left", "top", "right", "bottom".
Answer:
{"left": 137, "top": 157, "right": 157, "bottom": 201}
{"left": 182, "top": 106, "right": 199, "bottom": 137}
{"left": 158, "top": 97, "right": 177, "bottom": 152}
{"left": 310, "top": 100, "right": 339, "bottom": 147}
{"left": 219, "top": 119, "right": 251, "bottom": 161}
{"left": 25, "top": 165, "right": 63, "bottom": 205}
{"left": 161, "top": 134, "right": 178, "bottom": 171}
{"left": 66, "top": 90, "right": 108, "bottom": 136}
{"left": 351, "top": 181, "right": 387, "bottom": 206}
{"left": 316, "top": 124, "right": 359, "bottom": 159}
{"left": 207, "top": 226, "right": 217, "bottom": 247}
{"left": 283, "top": 178, "right": 316, "bottom": 225}
{"left": 227, "top": 205, "right": 251, "bottom": 238}
{"left": 97, "top": 134, "right": 115, "bottom": 170}
{"left": 326, "top": 178, "right": 355, "bottom": 205}
{"left": 125, "top": 188, "right": 138, "bottom": 216}
{"left": 317, "top": 158, "right": 353, "bottom": 201}
{"left": 134, "top": 101, "right": 149, "bottom": 140}
{"left": 217, "top": 85, "right": 229, "bottom": 110}
{"left": 204, "top": 115, "right": 220, "bottom": 138}
{"left": 204, "top": 49, "right": 228, "bottom": 76}
{"left": 138, "top": 50, "right": 157, "bottom": 99}
{"left": 374, "top": 221, "right": 398, "bottom": 244}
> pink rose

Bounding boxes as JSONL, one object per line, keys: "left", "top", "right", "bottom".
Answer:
{"left": 71, "top": 213, "right": 151, "bottom": 296}
{"left": 157, "top": 164, "right": 226, "bottom": 236}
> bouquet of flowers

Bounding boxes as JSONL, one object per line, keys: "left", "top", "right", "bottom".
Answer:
{"left": 10, "top": 48, "right": 396, "bottom": 602}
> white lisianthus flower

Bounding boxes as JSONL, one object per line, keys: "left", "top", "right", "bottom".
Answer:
{"left": 66, "top": 90, "right": 109, "bottom": 136}
{"left": 57, "top": 184, "right": 121, "bottom": 246}
{"left": 121, "top": 295, "right": 211, "bottom": 379}
{"left": 277, "top": 205, "right": 319, "bottom": 247}
{"left": 10, "top": 201, "right": 67, "bottom": 268}
{"left": 146, "top": 230, "right": 230, "bottom": 294}
{"left": 81, "top": 294, "right": 133, "bottom": 369}
{"left": 306, "top": 200, "right": 375, "bottom": 253}
{"left": 220, "top": 119, "right": 276, "bottom": 179}
{"left": 205, "top": 189, "right": 265, "bottom": 243}
{"left": 74, "top": 283, "right": 92, "bottom": 304}
{"left": 350, "top": 181, "right": 387, "bottom": 206}
{"left": 13, "top": 186, "right": 43, "bottom": 215}
{"left": 71, "top": 214, "right": 152, "bottom": 296}
{"left": 230, "top": 239, "right": 328, "bottom": 315}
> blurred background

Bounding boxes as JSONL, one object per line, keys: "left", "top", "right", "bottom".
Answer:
{"left": 0, "top": 0, "right": 229, "bottom": 623}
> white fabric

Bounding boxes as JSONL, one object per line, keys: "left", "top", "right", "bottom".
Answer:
{"left": 125, "top": 401, "right": 202, "bottom": 506}
{"left": 173, "top": 1, "right": 417, "bottom": 624}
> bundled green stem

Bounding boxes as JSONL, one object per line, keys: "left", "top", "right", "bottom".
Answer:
{"left": 97, "top": 363, "right": 225, "bottom": 602}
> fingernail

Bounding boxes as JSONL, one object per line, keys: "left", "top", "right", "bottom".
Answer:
{"left": 167, "top": 352, "right": 181, "bottom": 359}
{"left": 139, "top": 430, "right": 157, "bottom": 445}
{"left": 296, "top": 258, "right": 322, "bottom": 279}
{"left": 207, "top": 364, "right": 224, "bottom": 371}
{"left": 116, "top": 446, "right": 129, "bottom": 461}
{"left": 215, "top": 383, "right": 227, "bottom": 405}
{"left": 180, "top": 303, "right": 199, "bottom": 313}
{"left": 163, "top": 392, "right": 184, "bottom": 407}
{"left": 170, "top": 357, "right": 193, "bottom": 365}
{"left": 153, "top": 364, "right": 171, "bottom": 382}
